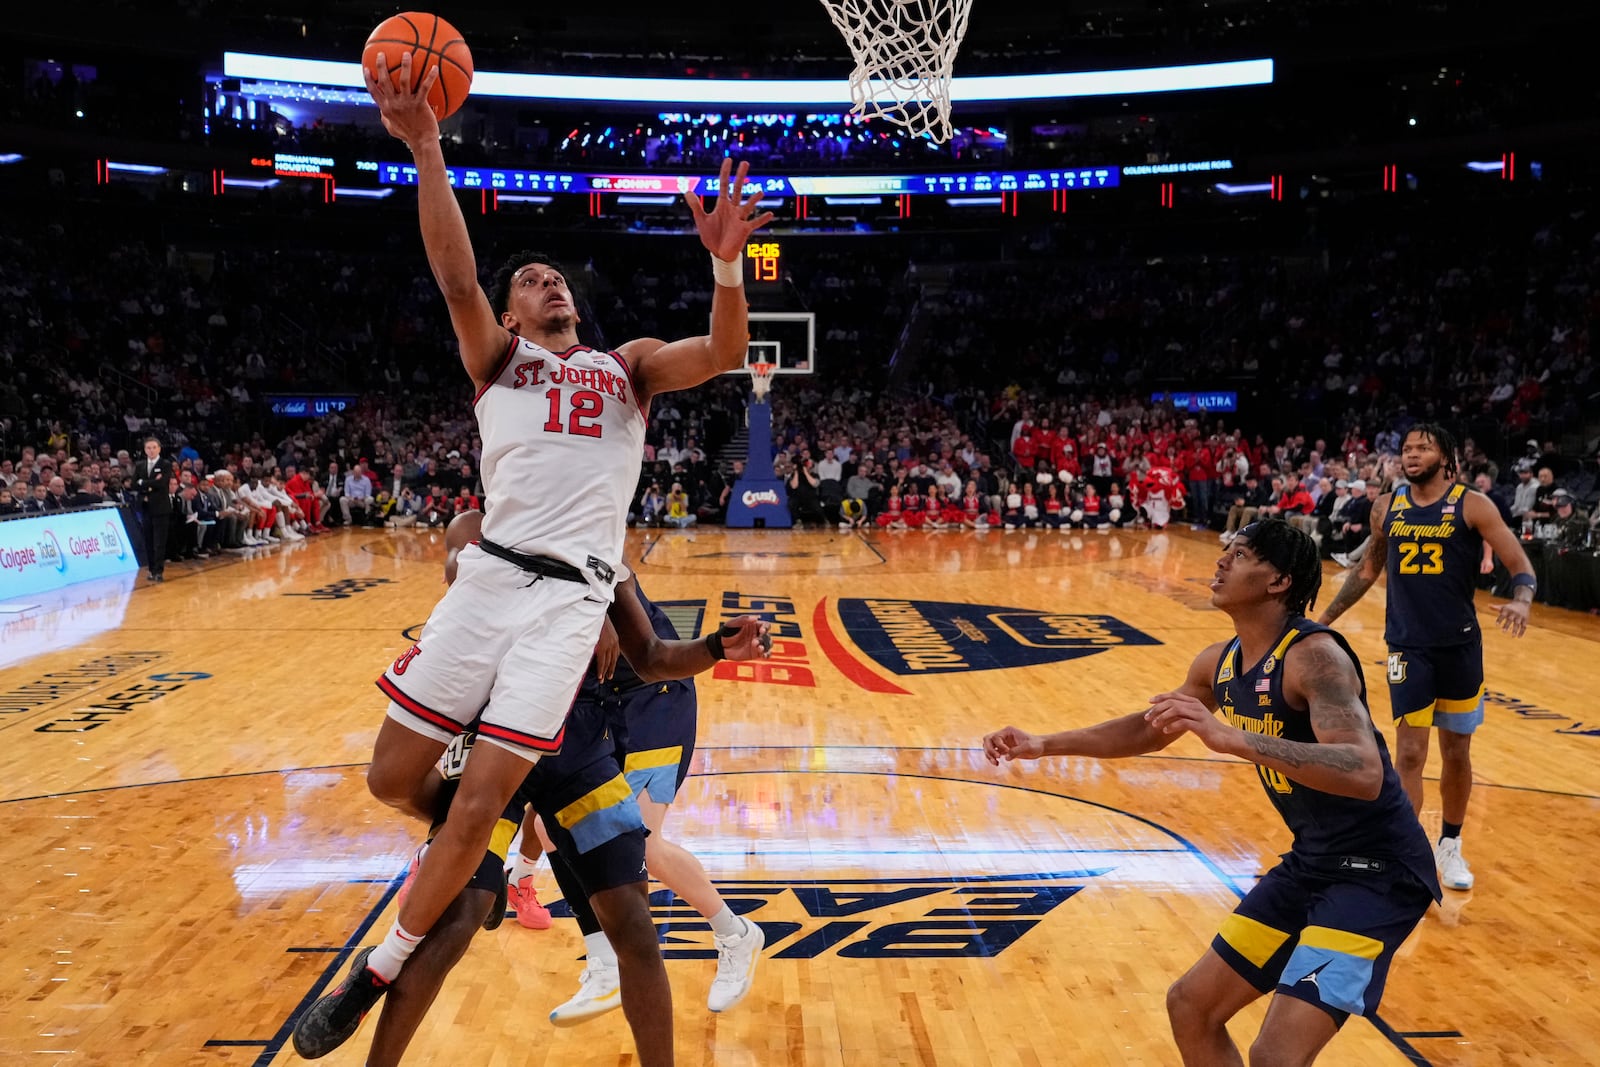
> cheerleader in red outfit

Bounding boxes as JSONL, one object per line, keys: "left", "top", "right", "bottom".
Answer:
{"left": 1020, "top": 484, "right": 1040, "bottom": 528}
{"left": 961, "top": 481, "right": 984, "bottom": 530}
{"left": 940, "top": 485, "right": 967, "bottom": 527}
{"left": 1043, "top": 484, "right": 1065, "bottom": 529}
{"left": 1082, "top": 484, "right": 1102, "bottom": 528}
{"left": 1106, "top": 483, "right": 1127, "bottom": 528}
{"left": 923, "top": 486, "right": 947, "bottom": 530}
{"left": 876, "top": 485, "right": 905, "bottom": 529}
{"left": 1001, "top": 485, "right": 1025, "bottom": 529}
{"left": 902, "top": 486, "right": 928, "bottom": 529}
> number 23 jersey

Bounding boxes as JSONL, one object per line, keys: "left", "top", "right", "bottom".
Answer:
{"left": 1383, "top": 483, "right": 1482, "bottom": 648}
{"left": 474, "top": 337, "right": 647, "bottom": 598}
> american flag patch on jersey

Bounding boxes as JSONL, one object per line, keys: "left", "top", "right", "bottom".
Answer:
{"left": 1443, "top": 505, "right": 1456, "bottom": 515}
{"left": 1256, "top": 678, "right": 1272, "bottom": 692}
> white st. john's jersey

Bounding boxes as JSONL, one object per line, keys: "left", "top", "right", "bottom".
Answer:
{"left": 473, "top": 335, "right": 646, "bottom": 599}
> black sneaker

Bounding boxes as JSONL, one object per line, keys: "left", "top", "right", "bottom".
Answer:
{"left": 482, "top": 866, "right": 510, "bottom": 931}
{"left": 291, "top": 946, "right": 389, "bottom": 1059}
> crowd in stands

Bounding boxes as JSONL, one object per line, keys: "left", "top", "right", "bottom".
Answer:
{"left": 3, "top": 178, "right": 1598, "bottom": 606}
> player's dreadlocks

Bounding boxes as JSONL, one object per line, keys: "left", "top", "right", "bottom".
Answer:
{"left": 1404, "top": 422, "right": 1461, "bottom": 479}
{"left": 1236, "top": 518, "right": 1324, "bottom": 618}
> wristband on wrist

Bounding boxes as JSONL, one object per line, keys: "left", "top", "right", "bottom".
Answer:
{"left": 711, "top": 253, "right": 743, "bottom": 288}
{"left": 1511, "top": 573, "right": 1536, "bottom": 597}
{"left": 706, "top": 630, "right": 727, "bottom": 660}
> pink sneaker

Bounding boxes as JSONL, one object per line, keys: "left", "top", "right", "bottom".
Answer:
{"left": 507, "top": 875, "right": 553, "bottom": 930}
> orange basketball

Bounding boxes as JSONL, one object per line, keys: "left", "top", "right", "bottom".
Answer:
{"left": 362, "top": 12, "right": 474, "bottom": 121}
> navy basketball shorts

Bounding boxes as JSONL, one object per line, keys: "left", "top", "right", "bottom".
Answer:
{"left": 606, "top": 681, "right": 698, "bottom": 805}
{"left": 1385, "top": 639, "right": 1485, "bottom": 734}
{"left": 426, "top": 792, "right": 524, "bottom": 895}
{"left": 520, "top": 701, "right": 648, "bottom": 893}
{"left": 1211, "top": 853, "right": 1435, "bottom": 1025}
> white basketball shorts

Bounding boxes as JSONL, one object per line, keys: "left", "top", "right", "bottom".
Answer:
{"left": 377, "top": 543, "right": 608, "bottom": 757}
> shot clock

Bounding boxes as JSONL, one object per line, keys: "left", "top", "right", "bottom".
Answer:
{"left": 745, "top": 240, "right": 783, "bottom": 292}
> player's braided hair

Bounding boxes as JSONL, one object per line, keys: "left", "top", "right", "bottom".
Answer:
{"left": 1236, "top": 518, "right": 1324, "bottom": 618}
{"left": 1404, "top": 422, "right": 1460, "bottom": 478}
{"left": 489, "top": 251, "right": 568, "bottom": 319}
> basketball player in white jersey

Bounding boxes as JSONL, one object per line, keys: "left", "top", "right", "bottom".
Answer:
{"left": 296, "top": 53, "right": 776, "bottom": 1050}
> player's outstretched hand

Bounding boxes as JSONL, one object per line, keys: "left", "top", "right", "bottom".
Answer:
{"left": 683, "top": 158, "right": 776, "bottom": 263}
{"left": 593, "top": 616, "right": 621, "bottom": 682}
{"left": 1495, "top": 598, "right": 1530, "bottom": 638}
{"left": 982, "top": 726, "right": 1044, "bottom": 765}
{"left": 1145, "top": 691, "right": 1231, "bottom": 752}
{"left": 720, "top": 616, "right": 773, "bottom": 661}
{"left": 363, "top": 52, "right": 441, "bottom": 148}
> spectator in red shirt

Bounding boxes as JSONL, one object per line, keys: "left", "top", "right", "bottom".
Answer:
{"left": 1012, "top": 430, "right": 1038, "bottom": 473}
{"left": 1277, "top": 474, "right": 1318, "bottom": 538}
{"left": 420, "top": 484, "right": 454, "bottom": 528}
{"left": 1185, "top": 441, "right": 1215, "bottom": 529}
{"left": 1034, "top": 420, "right": 1060, "bottom": 464}
{"left": 283, "top": 465, "right": 326, "bottom": 531}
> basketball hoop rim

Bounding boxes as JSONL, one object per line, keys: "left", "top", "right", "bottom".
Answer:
{"left": 748, "top": 361, "right": 776, "bottom": 400}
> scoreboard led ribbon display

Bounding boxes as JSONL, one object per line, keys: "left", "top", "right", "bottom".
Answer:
{"left": 372, "top": 162, "right": 1121, "bottom": 196}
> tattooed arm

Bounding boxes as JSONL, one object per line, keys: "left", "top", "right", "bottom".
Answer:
{"left": 1144, "top": 634, "right": 1385, "bottom": 799}
{"left": 1317, "top": 493, "right": 1389, "bottom": 626}
{"left": 1264, "top": 634, "right": 1385, "bottom": 798}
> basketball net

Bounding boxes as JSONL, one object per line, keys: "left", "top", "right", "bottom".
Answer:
{"left": 817, "top": 0, "right": 973, "bottom": 144}
{"left": 749, "top": 362, "right": 776, "bottom": 403}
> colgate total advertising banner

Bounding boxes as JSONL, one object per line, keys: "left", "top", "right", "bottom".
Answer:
{"left": 0, "top": 508, "right": 140, "bottom": 600}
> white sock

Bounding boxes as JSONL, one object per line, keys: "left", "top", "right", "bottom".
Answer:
{"left": 508, "top": 852, "right": 540, "bottom": 884}
{"left": 583, "top": 931, "right": 618, "bottom": 968}
{"left": 366, "top": 921, "right": 424, "bottom": 982}
{"left": 708, "top": 904, "right": 746, "bottom": 939}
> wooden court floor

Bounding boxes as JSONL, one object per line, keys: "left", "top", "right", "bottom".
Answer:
{"left": 2, "top": 525, "right": 1597, "bottom": 1066}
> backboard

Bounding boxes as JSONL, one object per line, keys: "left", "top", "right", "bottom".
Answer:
{"left": 725, "top": 311, "right": 815, "bottom": 376}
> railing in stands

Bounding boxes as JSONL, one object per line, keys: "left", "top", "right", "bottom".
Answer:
{"left": 275, "top": 311, "right": 348, "bottom": 382}
{"left": 887, "top": 263, "right": 951, "bottom": 389}
{"left": 97, "top": 364, "right": 156, "bottom": 408}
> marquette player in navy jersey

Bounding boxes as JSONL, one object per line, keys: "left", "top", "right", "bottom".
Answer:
{"left": 1318, "top": 424, "right": 1535, "bottom": 891}
{"left": 299, "top": 52, "right": 776, "bottom": 1052}
{"left": 515, "top": 582, "right": 765, "bottom": 1026}
{"left": 296, "top": 510, "right": 771, "bottom": 1064}
{"left": 983, "top": 520, "right": 1439, "bottom": 1065}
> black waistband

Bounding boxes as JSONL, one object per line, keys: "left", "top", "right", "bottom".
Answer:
{"left": 477, "top": 538, "right": 587, "bottom": 584}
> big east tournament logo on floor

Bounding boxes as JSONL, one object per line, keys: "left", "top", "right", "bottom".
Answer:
{"left": 663, "top": 591, "right": 1159, "bottom": 694}
{"left": 836, "top": 599, "right": 1159, "bottom": 676}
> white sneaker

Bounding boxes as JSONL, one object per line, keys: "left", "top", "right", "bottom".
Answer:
{"left": 1435, "top": 837, "right": 1474, "bottom": 891}
{"left": 707, "top": 918, "right": 764, "bottom": 1013}
{"left": 1333, "top": 553, "right": 1352, "bottom": 568}
{"left": 549, "top": 960, "right": 621, "bottom": 1027}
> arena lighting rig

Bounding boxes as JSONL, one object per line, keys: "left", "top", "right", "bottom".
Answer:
{"left": 221, "top": 53, "right": 1274, "bottom": 107}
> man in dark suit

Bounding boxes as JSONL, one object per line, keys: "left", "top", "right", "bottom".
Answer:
{"left": 132, "top": 435, "right": 173, "bottom": 582}
{"left": 64, "top": 475, "right": 104, "bottom": 509}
